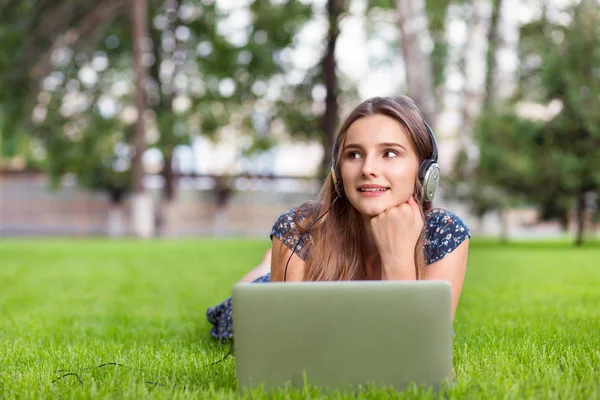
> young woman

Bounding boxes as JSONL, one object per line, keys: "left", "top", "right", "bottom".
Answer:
{"left": 207, "top": 95, "right": 470, "bottom": 341}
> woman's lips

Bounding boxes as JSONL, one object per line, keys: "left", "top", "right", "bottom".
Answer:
{"left": 357, "top": 185, "right": 389, "bottom": 196}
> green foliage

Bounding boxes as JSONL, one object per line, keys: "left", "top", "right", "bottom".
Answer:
{"left": 38, "top": 100, "right": 132, "bottom": 193}
{"left": 425, "top": 0, "right": 454, "bottom": 88}
{"left": 274, "top": 65, "right": 323, "bottom": 142}
{"left": 521, "top": 1, "right": 600, "bottom": 192}
{"left": 364, "top": 0, "right": 454, "bottom": 90}
{"left": 0, "top": 0, "right": 320, "bottom": 194}
{"left": 0, "top": 2, "right": 36, "bottom": 155}
{"left": 473, "top": 1, "right": 600, "bottom": 234}
{"left": 474, "top": 112, "right": 542, "bottom": 195}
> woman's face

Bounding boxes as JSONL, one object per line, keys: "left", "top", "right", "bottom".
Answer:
{"left": 340, "top": 114, "right": 420, "bottom": 218}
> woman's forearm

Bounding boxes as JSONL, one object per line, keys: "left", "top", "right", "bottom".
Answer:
{"left": 380, "top": 256, "right": 417, "bottom": 280}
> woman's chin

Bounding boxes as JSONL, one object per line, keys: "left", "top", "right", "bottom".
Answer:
{"left": 355, "top": 204, "right": 388, "bottom": 217}
{"left": 348, "top": 195, "right": 402, "bottom": 217}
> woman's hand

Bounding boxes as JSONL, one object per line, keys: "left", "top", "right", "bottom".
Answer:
{"left": 370, "top": 196, "right": 424, "bottom": 279}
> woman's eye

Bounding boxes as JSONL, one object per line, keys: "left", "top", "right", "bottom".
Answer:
{"left": 384, "top": 150, "right": 398, "bottom": 158}
{"left": 347, "top": 152, "right": 361, "bottom": 159}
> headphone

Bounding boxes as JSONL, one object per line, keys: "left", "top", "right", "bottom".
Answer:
{"left": 330, "top": 120, "right": 440, "bottom": 202}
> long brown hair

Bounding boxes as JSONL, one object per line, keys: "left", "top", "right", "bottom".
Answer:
{"left": 289, "top": 96, "right": 435, "bottom": 281}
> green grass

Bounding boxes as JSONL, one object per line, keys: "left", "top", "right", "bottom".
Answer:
{"left": 1, "top": 238, "right": 599, "bottom": 399}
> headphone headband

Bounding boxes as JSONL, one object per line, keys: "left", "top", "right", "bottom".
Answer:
{"left": 423, "top": 121, "right": 438, "bottom": 163}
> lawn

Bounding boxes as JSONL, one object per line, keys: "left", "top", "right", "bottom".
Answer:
{"left": 1, "top": 238, "right": 599, "bottom": 399}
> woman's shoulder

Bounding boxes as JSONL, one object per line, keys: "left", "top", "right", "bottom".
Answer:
{"left": 269, "top": 204, "right": 315, "bottom": 261}
{"left": 270, "top": 207, "right": 299, "bottom": 240}
{"left": 270, "top": 204, "right": 309, "bottom": 232}
{"left": 425, "top": 208, "right": 469, "bottom": 228}
{"left": 423, "top": 207, "right": 471, "bottom": 265}
{"left": 270, "top": 202, "right": 320, "bottom": 237}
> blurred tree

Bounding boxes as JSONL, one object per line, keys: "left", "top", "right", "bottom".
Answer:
{"left": 266, "top": 0, "right": 355, "bottom": 180}
{"left": 0, "top": 0, "right": 143, "bottom": 236}
{"left": 396, "top": 0, "right": 438, "bottom": 121}
{"left": 368, "top": 0, "right": 499, "bottom": 200}
{"left": 474, "top": 0, "right": 600, "bottom": 245}
{"left": 366, "top": 0, "right": 454, "bottom": 121}
{"left": 456, "top": 0, "right": 495, "bottom": 168}
{"left": 132, "top": 0, "right": 153, "bottom": 237}
{"left": 319, "top": 0, "right": 345, "bottom": 177}
{"left": 0, "top": 0, "right": 124, "bottom": 164}
{"left": 482, "top": 0, "right": 503, "bottom": 111}
{"left": 0, "top": 0, "right": 317, "bottom": 236}
{"left": 381, "top": 0, "right": 513, "bottom": 241}
{"left": 447, "top": 0, "right": 511, "bottom": 237}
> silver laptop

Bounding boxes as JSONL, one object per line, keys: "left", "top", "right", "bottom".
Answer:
{"left": 231, "top": 280, "right": 454, "bottom": 393}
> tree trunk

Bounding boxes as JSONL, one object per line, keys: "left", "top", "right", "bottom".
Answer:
{"left": 107, "top": 188, "right": 126, "bottom": 238}
{"left": 499, "top": 208, "right": 509, "bottom": 243}
{"left": 458, "top": 0, "right": 492, "bottom": 168}
{"left": 131, "top": 0, "right": 154, "bottom": 238}
{"left": 160, "top": 0, "right": 180, "bottom": 208}
{"left": 559, "top": 209, "right": 570, "bottom": 233}
{"left": 162, "top": 152, "right": 175, "bottom": 202}
{"left": 575, "top": 191, "right": 586, "bottom": 246}
{"left": 458, "top": 0, "right": 502, "bottom": 220}
{"left": 396, "top": 0, "right": 436, "bottom": 122}
{"left": 155, "top": 152, "right": 176, "bottom": 237}
{"left": 319, "top": 0, "right": 343, "bottom": 179}
{"left": 152, "top": 0, "right": 181, "bottom": 237}
{"left": 213, "top": 207, "right": 228, "bottom": 237}
{"left": 483, "top": 0, "right": 503, "bottom": 110}
{"left": 131, "top": 0, "right": 148, "bottom": 196}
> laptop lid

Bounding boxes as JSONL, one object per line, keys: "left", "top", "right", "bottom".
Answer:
{"left": 231, "top": 280, "right": 453, "bottom": 394}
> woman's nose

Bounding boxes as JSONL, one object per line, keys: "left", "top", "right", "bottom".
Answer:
{"left": 361, "top": 155, "right": 380, "bottom": 177}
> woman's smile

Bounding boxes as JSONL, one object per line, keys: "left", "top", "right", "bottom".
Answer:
{"left": 358, "top": 184, "right": 390, "bottom": 197}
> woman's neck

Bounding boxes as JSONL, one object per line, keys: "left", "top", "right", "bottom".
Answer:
{"left": 362, "top": 217, "right": 378, "bottom": 254}
{"left": 362, "top": 217, "right": 381, "bottom": 279}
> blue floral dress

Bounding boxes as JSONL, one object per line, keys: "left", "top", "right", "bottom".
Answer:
{"left": 206, "top": 207, "right": 471, "bottom": 341}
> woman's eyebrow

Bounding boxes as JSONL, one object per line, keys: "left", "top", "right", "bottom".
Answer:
{"left": 343, "top": 142, "right": 407, "bottom": 151}
{"left": 378, "top": 142, "right": 407, "bottom": 151}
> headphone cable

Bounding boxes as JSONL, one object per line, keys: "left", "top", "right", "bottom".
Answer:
{"left": 284, "top": 196, "right": 338, "bottom": 282}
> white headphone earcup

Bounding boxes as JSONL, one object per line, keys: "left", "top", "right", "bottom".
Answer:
{"left": 422, "top": 163, "right": 440, "bottom": 201}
